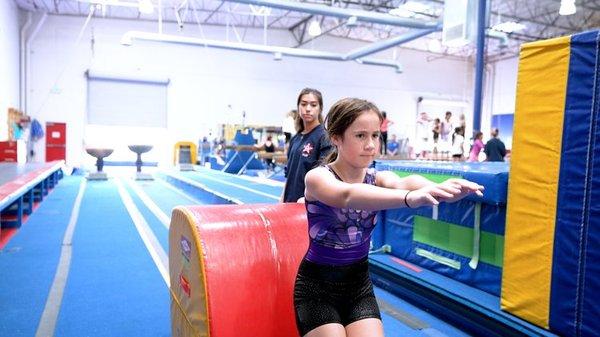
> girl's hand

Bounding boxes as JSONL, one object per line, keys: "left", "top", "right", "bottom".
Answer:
{"left": 438, "top": 178, "right": 484, "bottom": 202}
{"left": 405, "top": 179, "right": 484, "bottom": 208}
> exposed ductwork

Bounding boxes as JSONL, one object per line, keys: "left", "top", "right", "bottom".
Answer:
{"left": 343, "top": 28, "right": 438, "bottom": 60}
{"left": 119, "top": 1, "right": 515, "bottom": 73}
{"left": 224, "top": 0, "right": 506, "bottom": 46}
{"left": 224, "top": 0, "right": 442, "bottom": 29}
{"left": 121, "top": 28, "right": 438, "bottom": 73}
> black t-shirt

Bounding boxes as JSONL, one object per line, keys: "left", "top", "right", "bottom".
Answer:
{"left": 265, "top": 142, "right": 275, "bottom": 153}
{"left": 484, "top": 138, "right": 506, "bottom": 162}
{"left": 283, "top": 125, "right": 331, "bottom": 202}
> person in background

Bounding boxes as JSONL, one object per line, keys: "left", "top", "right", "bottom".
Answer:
{"left": 458, "top": 113, "right": 467, "bottom": 136}
{"left": 387, "top": 134, "right": 400, "bottom": 156}
{"left": 468, "top": 131, "right": 484, "bottom": 162}
{"left": 451, "top": 127, "right": 464, "bottom": 161}
{"left": 256, "top": 135, "right": 276, "bottom": 171}
{"left": 415, "top": 111, "right": 431, "bottom": 159}
{"left": 440, "top": 111, "right": 453, "bottom": 156}
{"left": 484, "top": 128, "right": 507, "bottom": 162}
{"left": 199, "top": 137, "right": 212, "bottom": 165}
{"left": 283, "top": 109, "right": 298, "bottom": 146}
{"left": 282, "top": 88, "right": 332, "bottom": 203}
{"left": 295, "top": 97, "right": 484, "bottom": 337}
{"left": 379, "top": 111, "right": 394, "bottom": 156}
{"left": 432, "top": 118, "right": 441, "bottom": 156}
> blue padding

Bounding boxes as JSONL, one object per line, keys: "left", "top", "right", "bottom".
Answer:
{"left": 375, "top": 161, "right": 509, "bottom": 205}
{"left": 157, "top": 168, "right": 281, "bottom": 204}
{"left": 371, "top": 212, "right": 386, "bottom": 249}
{"left": 369, "top": 255, "right": 559, "bottom": 337}
{"left": 581, "top": 31, "right": 600, "bottom": 337}
{"left": 156, "top": 172, "right": 236, "bottom": 205}
{"left": 373, "top": 286, "right": 471, "bottom": 337}
{"left": 383, "top": 202, "right": 504, "bottom": 295}
{"left": 222, "top": 129, "right": 265, "bottom": 173}
{"left": 550, "top": 30, "right": 600, "bottom": 337}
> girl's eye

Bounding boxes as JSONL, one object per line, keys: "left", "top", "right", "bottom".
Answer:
{"left": 357, "top": 134, "right": 365, "bottom": 139}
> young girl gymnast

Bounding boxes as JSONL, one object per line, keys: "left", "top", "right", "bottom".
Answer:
{"left": 294, "top": 98, "right": 484, "bottom": 337}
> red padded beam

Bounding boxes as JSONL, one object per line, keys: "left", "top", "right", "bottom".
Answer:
{"left": 169, "top": 203, "right": 307, "bottom": 337}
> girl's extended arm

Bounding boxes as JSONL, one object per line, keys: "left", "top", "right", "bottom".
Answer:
{"left": 305, "top": 167, "right": 449, "bottom": 211}
{"left": 305, "top": 168, "right": 483, "bottom": 211}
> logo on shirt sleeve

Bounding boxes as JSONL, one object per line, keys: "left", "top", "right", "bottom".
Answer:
{"left": 302, "top": 143, "right": 314, "bottom": 157}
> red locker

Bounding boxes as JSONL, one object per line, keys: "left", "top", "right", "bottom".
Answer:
{"left": 0, "top": 141, "right": 18, "bottom": 162}
{"left": 46, "top": 122, "right": 66, "bottom": 162}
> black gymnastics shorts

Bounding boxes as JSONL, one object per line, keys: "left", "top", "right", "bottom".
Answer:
{"left": 293, "top": 258, "right": 381, "bottom": 336}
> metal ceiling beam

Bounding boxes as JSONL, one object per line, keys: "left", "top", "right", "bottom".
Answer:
{"left": 223, "top": 0, "right": 441, "bottom": 29}
{"left": 344, "top": 27, "right": 438, "bottom": 59}
{"left": 121, "top": 30, "right": 420, "bottom": 72}
{"left": 423, "top": 0, "right": 579, "bottom": 33}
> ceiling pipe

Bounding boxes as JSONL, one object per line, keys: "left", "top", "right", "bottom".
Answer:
{"left": 224, "top": 0, "right": 441, "bottom": 29}
{"left": 121, "top": 30, "right": 410, "bottom": 72}
{"left": 122, "top": 27, "right": 437, "bottom": 61}
{"left": 20, "top": 12, "right": 32, "bottom": 112}
{"left": 344, "top": 27, "right": 439, "bottom": 60}
{"left": 24, "top": 12, "right": 48, "bottom": 114}
{"left": 122, "top": 31, "right": 341, "bottom": 59}
{"left": 486, "top": 28, "right": 508, "bottom": 47}
{"left": 356, "top": 58, "right": 403, "bottom": 73}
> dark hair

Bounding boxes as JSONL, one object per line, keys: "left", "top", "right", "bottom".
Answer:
{"left": 295, "top": 88, "right": 324, "bottom": 133}
{"left": 491, "top": 128, "right": 499, "bottom": 137}
{"left": 474, "top": 131, "right": 483, "bottom": 139}
{"left": 382, "top": 111, "right": 387, "bottom": 118}
{"left": 445, "top": 111, "right": 452, "bottom": 116}
{"left": 323, "top": 98, "right": 382, "bottom": 164}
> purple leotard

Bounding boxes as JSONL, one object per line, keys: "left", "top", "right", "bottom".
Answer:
{"left": 304, "top": 166, "right": 378, "bottom": 265}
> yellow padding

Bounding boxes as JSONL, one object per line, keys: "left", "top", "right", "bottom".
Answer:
{"left": 501, "top": 36, "right": 571, "bottom": 328}
{"left": 173, "top": 141, "right": 198, "bottom": 165}
{"left": 169, "top": 207, "right": 210, "bottom": 337}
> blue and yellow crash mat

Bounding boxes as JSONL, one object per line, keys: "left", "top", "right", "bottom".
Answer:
{"left": 502, "top": 29, "right": 599, "bottom": 337}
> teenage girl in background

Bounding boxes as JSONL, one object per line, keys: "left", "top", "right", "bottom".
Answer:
{"left": 282, "top": 88, "right": 332, "bottom": 203}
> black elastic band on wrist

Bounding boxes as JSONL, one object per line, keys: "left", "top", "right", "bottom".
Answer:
{"left": 404, "top": 191, "right": 412, "bottom": 208}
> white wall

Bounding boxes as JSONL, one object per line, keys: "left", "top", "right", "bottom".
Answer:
{"left": 0, "top": 1, "right": 22, "bottom": 140}
{"left": 28, "top": 14, "right": 477, "bottom": 167}
{"left": 491, "top": 56, "right": 519, "bottom": 115}
{"left": 480, "top": 56, "right": 518, "bottom": 138}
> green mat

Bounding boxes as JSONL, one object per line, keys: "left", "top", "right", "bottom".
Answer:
{"left": 413, "top": 215, "right": 504, "bottom": 268}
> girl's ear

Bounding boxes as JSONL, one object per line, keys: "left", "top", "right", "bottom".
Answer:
{"left": 330, "top": 134, "right": 341, "bottom": 146}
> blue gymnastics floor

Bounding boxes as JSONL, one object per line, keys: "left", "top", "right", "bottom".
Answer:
{"left": 0, "top": 170, "right": 474, "bottom": 337}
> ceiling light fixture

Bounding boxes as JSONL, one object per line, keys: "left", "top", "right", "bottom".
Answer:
{"left": 389, "top": 1, "right": 431, "bottom": 18}
{"left": 491, "top": 21, "right": 526, "bottom": 33}
{"left": 308, "top": 20, "right": 322, "bottom": 37}
{"left": 138, "top": 0, "right": 154, "bottom": 14}
{"left": 346, "top": 16, "right": 358, "bottom": 27}
{"left": 559, "top": 0, "right": 576, "bottom": 16}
